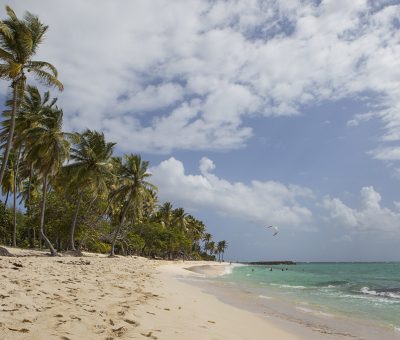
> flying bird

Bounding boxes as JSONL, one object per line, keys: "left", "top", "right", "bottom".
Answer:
{"left": 266, "top": 225, "right": 279, "bottom": 236}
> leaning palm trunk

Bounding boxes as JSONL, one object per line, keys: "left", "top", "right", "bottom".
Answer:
{"left": 39, "top": 175, "right": 57, "bottom": 256}
{"left": 12, "top": 147, "right": 21, "bottom": 247}
{"left": 4, "top": 190, "right": 9, "bottom": 206}
{"left": 27, "top": 166, "right": 34, "bottom": 247}
{"left": 110, "top": 193, "right": 133, "bottom": 257}
{"left": 69, "top": 191, "right": 83, "bottom": 251}
{"left": 0, "top": 80, "right": 19, "bottom": 187}
{"left": 12, "top": 168, "right": 16, "bottom": 247}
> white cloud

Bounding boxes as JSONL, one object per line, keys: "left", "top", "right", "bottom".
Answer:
{"left": 2, "top": 1, "right": 400, "bottom": 154}
{"left": 323, "top": 186, "right": 400, "bottom": 236}
{"left": 150, "top": 157, "right": 314, "bottom": 229}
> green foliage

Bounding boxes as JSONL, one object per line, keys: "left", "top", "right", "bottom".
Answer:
{"left": 0, "top": 201, "right": 12, "bottom": 243}
{"left": 0, "top": 6, "right": 224, "bottom": 260}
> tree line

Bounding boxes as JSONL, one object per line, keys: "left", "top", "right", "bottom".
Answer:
{"left": 0, "top": 6, "right": 228, "bottom": 260}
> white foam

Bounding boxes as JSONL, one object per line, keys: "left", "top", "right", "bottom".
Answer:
{"left": 296, "top": 307, "right": 333, "bottom": 317}
{"left": 218, "top": 263, "right": 243, "bottom": 276}
{"left": 360, "top": 287, "right": 400, "bottom": 299}
{"left": 258, "top": 295, "right": 273, "bottom": 300}
{"left": 270, "top": 283, "right": 306, "bottom": 289}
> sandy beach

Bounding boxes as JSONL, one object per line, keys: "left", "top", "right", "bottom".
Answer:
{"left": 0, "top": 247, "right": 305, "bottom": 340}
{"left": 2, "top": 247, "right": 397, "bottom": 340}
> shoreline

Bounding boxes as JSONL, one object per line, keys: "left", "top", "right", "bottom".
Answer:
{"left": 178, "top": 263, "right": 400, "bottom": 340}
{"left": 1, "top": 248, "right": 399, "bottom": 339}
{"left": 136, "top": 261, "right": 303, "bottom": 339}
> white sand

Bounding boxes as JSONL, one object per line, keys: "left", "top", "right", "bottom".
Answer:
{"left": 0, "top": 247, "right": 306, "bottom": 339}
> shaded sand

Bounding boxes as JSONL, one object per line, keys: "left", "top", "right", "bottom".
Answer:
{"left": 0, "top": 247, "right": 325, "bottom": 339}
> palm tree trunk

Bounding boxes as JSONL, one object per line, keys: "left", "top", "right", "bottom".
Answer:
{"left": 4, "top": 190, "right": 9, "bottom": 206}
{"left": 12, "top": 147, "right": 23, "bottom": 248}
{"left": 0, "top": 80, "right": 19, "bottom": 188}
{"left": 110, "top": 193, "right": 133, "bottom": 257}
{"left": 27, "top": 166, "right": 33, "bottom": 247}
{"left": 69, "top": 191, "right": 83, "bottom": 251}
{"left": 12, "top": 171, "right": 16, "bottom": 247}
{"left": 39, "top": 174, "right": 56, "bottom": 256}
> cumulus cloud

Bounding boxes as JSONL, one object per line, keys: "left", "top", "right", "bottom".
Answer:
{"left": 150, "top": 157, "right": 314, "bottom": 229}
{"left": 3, "top": 1, "right": 400, "bottom": 154}
{"left": 323, "top": 186, "right": 400, "bottom": 236}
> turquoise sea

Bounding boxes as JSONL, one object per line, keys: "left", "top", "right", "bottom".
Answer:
{"left": 216, "top": 263, "right": 400, "bottom": 333}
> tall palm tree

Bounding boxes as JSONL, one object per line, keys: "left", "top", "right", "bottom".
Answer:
{"left": 157, "top": 202, "right": 173, "bottom": 227}
{"left": 217, "top": 240, "right": 228, "bottom": 262}
{"left": 0, "top": 151, "right": 21, "bottom": 246}
{"left": 186, "top": 215, "right": 205, "bottom": 250}
{"left": 202, "top": 232, "right": 212, "bottom": 254}
{"left": 172, "top": 207, "right": 188, "bottom": 232}
{"left": 64, "top": 129, "right": 115, "bottom": 250}
{"left": 25, "top": 106, "right": 69, "bottom": 256}
{"left": 0, "top": 6, "right": 63, "bottom": 188}
{"left": 19, "top": 164, "right": 39, "bottom": 247}
{"left": 206, "top": 240, "right": 215, "bottom": 257}
{"left": 109, "top": 154, "right": 156, "bottom": 256}
{"left": 0, "top": 152, "right": 14, "bottom": 205}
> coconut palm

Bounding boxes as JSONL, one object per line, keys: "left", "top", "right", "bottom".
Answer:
{"left": 217, "top": 240, "right": 228, "bottom": 262}
{"left": 202, "top": 232, "right": 212, "bottom": 254}
{"left": 0, "top": 151, "right": 21, "bottom": 246}
{"left": 186, "top": 215, "right": 205, "bottom": 249}
{"left": 109, "top": 154, "right": 156, "bottom": 256}
{"left": 63, "top": 129, "right": 115, "bottom": 250}
{"left": 25, "top": 106, "right": 69, "bottom": 256}
{"left": 206, "top": 240, "right": 215, "bottom": 257}
{"left": 172, "top": 207, "right": 188, "bottom": 232}
{"left": 0, "top": 6, "right": 63, "bottom": 188}
{"left": 157, "top": 202, "right": 173, "bottom": 227}
{"left": 0, "top": 152, "right": 14, "bottom": 206}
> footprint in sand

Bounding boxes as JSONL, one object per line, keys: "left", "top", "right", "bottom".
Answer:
{"left": 112, "top": 326, "right": 127, "bottom": 337}
{"left": 8, "top": 327, "right": 30, "bottom": 333}
{"left": 124, "top": 319, "right": 138, "bottom": 326}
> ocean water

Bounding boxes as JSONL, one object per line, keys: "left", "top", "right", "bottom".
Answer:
{"left": 218, "top": 263, "right": 400, "bottom": 332}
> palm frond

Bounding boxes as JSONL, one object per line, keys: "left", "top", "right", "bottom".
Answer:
{"left": 29, "top": 67, "right": 63, "bottom": 90}
{"left": 28, "top": 60, "right": 58, "bottom": 77}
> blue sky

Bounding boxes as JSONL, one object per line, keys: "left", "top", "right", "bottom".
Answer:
{"left": 2, "top": 0, "right": 400, "bottom": 261}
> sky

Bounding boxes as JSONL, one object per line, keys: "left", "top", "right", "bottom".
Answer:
{"left": 1, "top": 0, "right": 400, "bottom": 261}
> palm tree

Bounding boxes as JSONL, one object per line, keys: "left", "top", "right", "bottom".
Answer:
{"left": 206, "top": 240, "right": 215, "bottom": 257}
{"left": 109, "top": 154, "right": 156, "bottom": 256}
{"left": 157, "top": 202, "right": 173, "bottom": 227}
{"left": 25, "top": 105, "right": 69, "bottom": 255}
{"left": 172, "top": 207, "right": 188, "bottom": 232}
{"left": 0, "top": 6, "right": 63, "bottom": 188}
{"left": 186, "top": 215, "right": 205, "bottom": 244}
{"left": 202, "top": 232, "right": 212, "bottom": 254}
{"left": 0, "top": 151, "right": 20, "bottom": 246}
{"left": 217, "top": 240, "right": 228, "bottom": 262}
{"left": 64, "top": 129, "right": 115, "bottom": 250}
{"left": 0, "top": 152, "right": 14, "bottom": 206}
{"left": 19, "top": 165, "right": 39, "bottom": 247}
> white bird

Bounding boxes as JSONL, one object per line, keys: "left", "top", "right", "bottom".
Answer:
{"left": 266, "top": 225, "right": 279, "bottom": 236}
